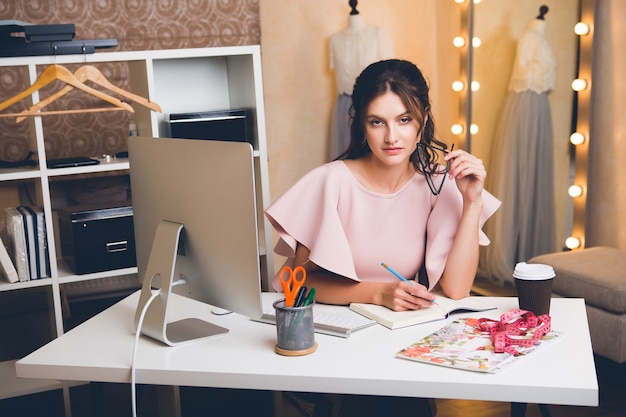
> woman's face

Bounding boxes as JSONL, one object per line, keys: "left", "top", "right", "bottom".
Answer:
{"left": 364, "top": 91, "right": 421, "bottom": 167}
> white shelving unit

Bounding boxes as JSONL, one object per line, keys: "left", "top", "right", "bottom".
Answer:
{"left": 0, "top": 45, "right": 273, "bottom": 415}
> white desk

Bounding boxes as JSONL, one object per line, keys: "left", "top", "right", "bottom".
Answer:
{"left": 16, "top": 291, "right": 598, "bottom": 407}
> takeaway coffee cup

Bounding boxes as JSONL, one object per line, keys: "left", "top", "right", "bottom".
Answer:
{"left": 513, "top": 262, "right": 555, "bottom": 316}
{"left": 273, "top": 299, "right": 317, "bottom": 356}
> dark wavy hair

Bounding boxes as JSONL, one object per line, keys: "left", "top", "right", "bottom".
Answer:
{"left": 337, "top": 59, "right": 448, "bottom": 174}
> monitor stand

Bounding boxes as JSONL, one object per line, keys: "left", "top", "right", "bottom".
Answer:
{"left": 133, "top": 220, "right": 229, "bottom": 346}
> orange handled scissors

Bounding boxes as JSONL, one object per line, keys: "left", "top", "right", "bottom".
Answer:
{"left": 279, "top": 265, "right": 307, "bottom": 307}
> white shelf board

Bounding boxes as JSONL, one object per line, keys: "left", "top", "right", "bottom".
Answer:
{"left": 45, "top": 158, "right": 129, "bottom": 177}
{"left": 0, "top": 277, "right": 52, "bottom": 293}
{"left": 0, "top": 45, "right": 261, "bottom": 67}
{"left": 0, "top": 166, "right": 41, "bottom": 181}
{"left": 56, "top": 261, "right": 138, "bottom": 285}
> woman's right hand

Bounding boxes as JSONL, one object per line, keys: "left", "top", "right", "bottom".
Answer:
{"left": 379, "top": 281, "right": 437, "bottom": 311}
{"left": 294, "top": 243, "right": 437, "bottom": 309}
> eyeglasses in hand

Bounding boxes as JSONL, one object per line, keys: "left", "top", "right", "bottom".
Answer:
{"left": 417, "top": 142, "right": 455, "bottom": 195}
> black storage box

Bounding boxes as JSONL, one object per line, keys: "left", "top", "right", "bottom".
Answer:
{"left": 168, "top": 108, "right": 255, "bottom": 145}
{"left": 58, "top": 203, "right": 136, "bottom": 274}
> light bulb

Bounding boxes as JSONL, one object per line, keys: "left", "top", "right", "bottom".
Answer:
{"left": 570, "top": 132, "right": 586, "bottom": 145}
{"left": 451, "top": 124, "right": 464, "bottom": 135}
{"left": 472, "top": 37, "right": 482, "bottom": 48}
{"left": 572, "top": 79, "right": 588, "bottom": 91}
{"left": 470, "top": 124, "right": 479, "bottom": 135}
{"left": 471, "top": 81, "right": 480, "bottom": 91}
{"left": 568, "top": 185, "right": 584, "bottom": 198}
{"left": 453, "top": 36, "right": 466, "bottom": 48}
{"left": 574, "top": 22, "right": 590, "bottom": 36}
{"left": 565, "top": 237, "right": 582, "bottom": 250}
{"left": 452, "top": 81, "right": 464, "bottom": 92}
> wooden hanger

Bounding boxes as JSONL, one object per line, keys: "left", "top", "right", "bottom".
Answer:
{"left": 74, "top": 65, "right": 161, "bottom": 112}
{"left": 12, "top": 64, "right": 162, "bottom": 123}
{"left": 0, "top": 63, "right": 134, "bottom": 121}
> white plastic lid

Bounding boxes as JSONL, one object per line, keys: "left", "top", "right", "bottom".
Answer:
{"left": 512, "top": 262, "right": 555, "bottom": 280}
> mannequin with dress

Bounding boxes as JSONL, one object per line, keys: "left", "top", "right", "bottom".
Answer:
{"left": 479, "top": 6, "right": 556, "bottom": 285}
{"left": 328, "top": 2, "right": 393, "bottom": 160}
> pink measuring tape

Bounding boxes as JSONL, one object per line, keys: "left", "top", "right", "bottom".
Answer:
{"left": 477, "top": 309, "right": 551, "bottom": 355}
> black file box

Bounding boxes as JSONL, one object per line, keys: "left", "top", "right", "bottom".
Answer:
{"left": 168, "top": 108, "right": 255, "bottom": 145}
{"left": 58, "top": 203, "right": 136, "bottom": 274}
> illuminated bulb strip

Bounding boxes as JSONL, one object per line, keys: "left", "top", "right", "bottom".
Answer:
{"left": 570, "top": 132, "right": 585, "bottom": 145}
{"left": 572, "top": 78, "right": 588, "bottom": 91}
{"left": 574, "top": 22, "right": 590, "bottom": 36}
{"left": 565, "top": 236, "right": 582, "bottom": 250}
{"left": 568, "top": 185, "right": 584, "bottom": 198}
{"left": 452, "top": 81, "right": 464, "bottom": 92}
{"left": 453, "top": 36, "right": 466, "bottom": 48}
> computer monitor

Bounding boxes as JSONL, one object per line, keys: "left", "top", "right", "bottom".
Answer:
{"left": 128, "top": 136, "right": 263, "bottom": 346}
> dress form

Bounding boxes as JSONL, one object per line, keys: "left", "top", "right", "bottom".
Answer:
{"left": 328, "top": 13, "right": 393, "bottom": 160}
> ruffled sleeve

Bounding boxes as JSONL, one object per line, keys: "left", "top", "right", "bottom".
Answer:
{"left": 423, "top": 176, "right": 501, "bottom": 289}
{"left": 264, "top": 163, "right": 361, "bottom": 291}
{"left": 266, "top": 162, "right": 501, "bottom": 292}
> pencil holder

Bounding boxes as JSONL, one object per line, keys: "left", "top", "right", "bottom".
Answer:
{"left": 273, "top": 299, "right": 317, "bottom": 356}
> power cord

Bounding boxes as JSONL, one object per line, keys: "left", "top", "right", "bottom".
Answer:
{"left": 131, "top": 277, "right": 187, "bottom": 417}
{"left": 131, "top": 287, "right": 161, "bottom": 417}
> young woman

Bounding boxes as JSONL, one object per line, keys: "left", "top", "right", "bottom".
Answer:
{"left": 266, "top": 59, "right": 500, "bottom": 311}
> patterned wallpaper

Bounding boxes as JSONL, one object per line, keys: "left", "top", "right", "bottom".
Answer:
{"left": 0, "top": 0, "right": 260, "bottom": 161}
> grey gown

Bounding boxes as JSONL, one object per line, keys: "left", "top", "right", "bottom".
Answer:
{"left": 479, "top": 18, "right": 556, "bottom": 285}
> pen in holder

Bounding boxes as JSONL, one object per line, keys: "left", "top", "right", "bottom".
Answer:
{"left": 273, "top": 299, "right": 317, "bottom": 356}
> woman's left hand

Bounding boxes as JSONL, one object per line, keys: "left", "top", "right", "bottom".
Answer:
{"left": 444, "top": 149, "right": 486, "bottom": 203}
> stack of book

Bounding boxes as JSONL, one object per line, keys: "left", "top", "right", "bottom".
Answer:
{"left": 1, "top": 206, "right": 50, "bottom": 283}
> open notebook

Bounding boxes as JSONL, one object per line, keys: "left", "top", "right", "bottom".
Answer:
{"left": 350, "top": 295, "right": 496, "bottom": 330}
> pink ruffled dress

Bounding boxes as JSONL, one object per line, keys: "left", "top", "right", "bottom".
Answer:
{"left": 265, "top": 161, "right": 500, "bottom": 291}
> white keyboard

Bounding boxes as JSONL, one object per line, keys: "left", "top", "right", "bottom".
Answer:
{"left": 258, "top": 306, "right": 377, "bottom": 338}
